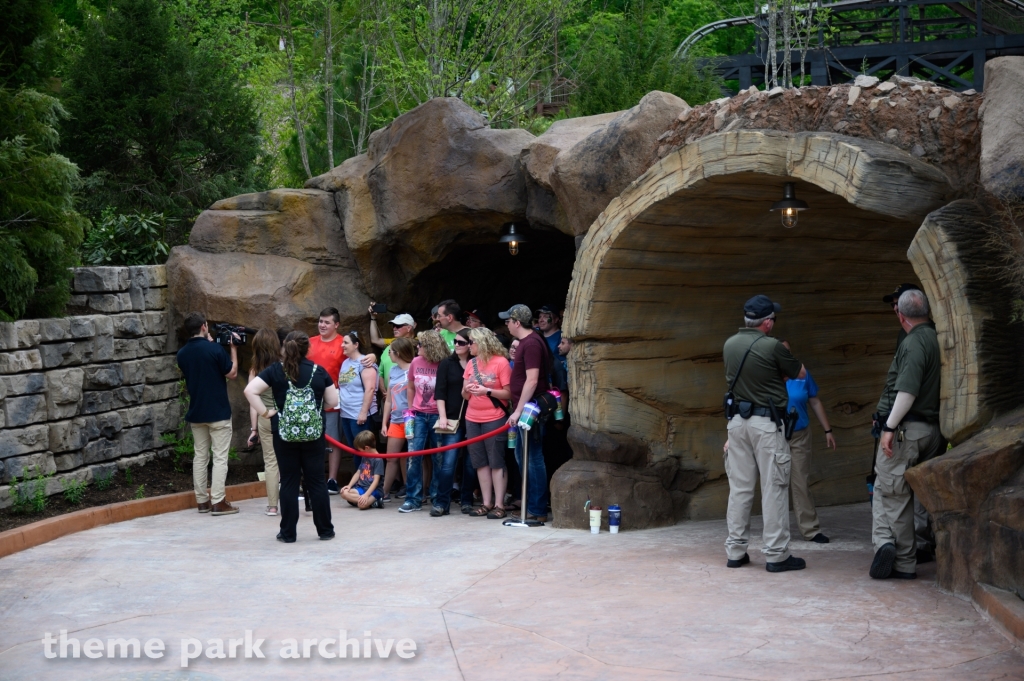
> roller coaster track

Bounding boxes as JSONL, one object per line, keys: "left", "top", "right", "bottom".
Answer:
{"left": 674, "top": 0, "right": 1024, "bottom": 59}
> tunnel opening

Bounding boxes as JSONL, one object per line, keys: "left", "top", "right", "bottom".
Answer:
{"left": 558, "top": 131, "right": 953, "bottom": 528}
{"left": 404, "top": 226, "right": 577, "bottom": 327}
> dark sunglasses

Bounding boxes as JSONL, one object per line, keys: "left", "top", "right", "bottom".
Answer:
{"left": 454, "top": 339, "right": 471, "bottom": 347}
{"left": 392, "top": 323, "right": 410, "bottom": 329}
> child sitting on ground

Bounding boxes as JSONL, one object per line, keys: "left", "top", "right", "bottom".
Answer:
{"left": 341, "top": 430, "right": 384, "bottom": 509}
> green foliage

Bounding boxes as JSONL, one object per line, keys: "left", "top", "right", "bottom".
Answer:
{"left": 134, "top": 484, "right": 146, "bottom": 500}
{"left": 124, "top": 465, "right": 133, "bottom": 486}
{"left": 61, "top": 0, "right": 265, "bottom": 243}
{"left": 161, "top": 378, "right": 194, "bottom": 472}
{"left": 95, "top": 470, "right": 114, "bottom": 491}
{"left": 62, "top": 477, "right": 88, "bottom": 505}
{"left": 81, "top": 208, "right": 169, "bottom": 266}
{"left": 0, "top": 83, "right": 87, "bottom": 321}
{"left": 0, "top": 0, "right": 61, "bottom": 88}
{"left": 561, "top": 0, "right": 721, "bottom": 117}
{"left": 11, "top": 466, "right": 52, "bottom": 515}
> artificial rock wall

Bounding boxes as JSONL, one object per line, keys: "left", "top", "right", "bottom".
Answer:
{"left": 0, "top": 266, "right": 179, "bottom": 508}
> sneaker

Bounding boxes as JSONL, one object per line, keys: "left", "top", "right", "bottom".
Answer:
{"left": 726, "top": 553, "right": 750, "bottom": 568}
{"left": 395, "top": 486, "right": 407, "bottom": 499}
{"left": 811, "top": 533, "right": 830, "bottom": 544}
{"left": 265, "top": 506, "right": 278, "bottom": 516}
{"left": 319, "top": 532, "right": 336, "bottom": 541}
{"left": 381, "top": 493, "right": 392, "bottom": 503}
{"left": 210, "top": 500, "right": 239, "bottom": 516}
{"left": 372, "top": 497, "right": 385, "bottom": 509}
{"left": 870, "top": 543, "right": 896, "bottom": 579}
{"left": 429, "top": 506, "right": 449, "bottom": 517}
{"left": 276, "top": 532, "right": 296, "bottom": 544}
{"left": 461, "top": 504, "right": 473, "bottom": 515}
{"left": 766, "top": 556, "right": 806, "bottom": 572}
{"left": 891, "top": 570, "right": 917, "bottom": 580}
{"left": 327, "top": 479, "right": 340, "bottom": 495}
{"left": 398, "top": 501, "right": 421, "bottom": 513}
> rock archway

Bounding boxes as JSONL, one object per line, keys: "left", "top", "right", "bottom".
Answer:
{"left": 554, "top": 129, "right": 953, "bottom": 528}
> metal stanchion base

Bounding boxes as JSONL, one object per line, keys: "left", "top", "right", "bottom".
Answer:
{"left": 502, "top": 515, "right": 544, "bottom": 528}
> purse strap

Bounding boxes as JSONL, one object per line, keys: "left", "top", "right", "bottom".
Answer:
{"left": 473, "top": 358, "right": 510, "bottom": 414}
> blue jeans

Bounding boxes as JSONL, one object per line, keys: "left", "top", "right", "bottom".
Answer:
{"left": 431, "top": 430, "right": 463, "bottom": 511}
{"left": 405, "top": 412, "right": 438, "bottom": 507}
{"left": 341, "top": 417, "right": 372, "bottom": 471}
{"left": 514, "top": 423, "right": 549, "bottom": 518}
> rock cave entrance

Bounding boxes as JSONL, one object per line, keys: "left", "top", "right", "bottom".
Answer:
{"left": 405, "top": 228, "right": 578, "bottom": 326}
{"left": 557, "top": 130, "right": 954, "bottom": 526}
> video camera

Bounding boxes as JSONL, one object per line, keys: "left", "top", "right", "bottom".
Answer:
{"left": 212, "top": 323, "right": 256, "bottom": 347}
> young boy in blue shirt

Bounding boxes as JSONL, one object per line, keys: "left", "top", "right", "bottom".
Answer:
{"left": 340, "top": 430, "right": 384, "bottom": 509}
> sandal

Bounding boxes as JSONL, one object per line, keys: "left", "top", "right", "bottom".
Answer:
{"left": 470, "top": 505, "right": 492, "bottom": 517}
{"left": 487, "top": 507, "right": 507, "bottom": 519}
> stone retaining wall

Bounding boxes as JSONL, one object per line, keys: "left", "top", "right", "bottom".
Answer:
{"left": 0, "top": 266, "right": 179, "bottom": 508}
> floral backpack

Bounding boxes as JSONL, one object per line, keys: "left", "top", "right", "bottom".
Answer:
{"left": 278, "top": 363, "right": 323, "bottom": 442}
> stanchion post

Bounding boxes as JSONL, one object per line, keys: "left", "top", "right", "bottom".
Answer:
{"left": 504, "top": 425, "right": 543, "bottom": 528}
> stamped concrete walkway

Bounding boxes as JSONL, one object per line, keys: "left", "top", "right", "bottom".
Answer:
{"left": 0, "top": 499, "right": 1020, "bottom": 681}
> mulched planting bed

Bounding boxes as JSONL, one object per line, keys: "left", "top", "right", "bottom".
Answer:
{"left": 0, "top": 456, "right": 263, "bottom": 534}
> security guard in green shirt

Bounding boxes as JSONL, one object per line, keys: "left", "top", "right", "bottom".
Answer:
{"left": 722, "top": 295, "right": 807, "bottom": 573}
{"left": 869, "top": 288, "right": 942, "bottom": 580}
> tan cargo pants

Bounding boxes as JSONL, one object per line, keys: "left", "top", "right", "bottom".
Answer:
{"left": 725, "top": 415, "right": 792, "bottom": 563}
{"left": 788, "top": 428, "right": 822, "bottom": 540}
{"left": 871, "top": 421, "right": 942, "bottom": 572}
{"left": 257, "top": 415, "right": 280, "bottom": 507}
{"left": 191, "top": 420, "right": 232, "bottom": 504}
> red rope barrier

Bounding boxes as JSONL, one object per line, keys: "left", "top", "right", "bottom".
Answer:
{"left": 324, "top": 423, "right": 511, "bottom": 458}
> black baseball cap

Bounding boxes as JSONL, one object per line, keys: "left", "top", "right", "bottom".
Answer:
{"left": 744, "top": 295, "right": 781, "bottom": 320}
{"left": 882, "top": 283, "right": 920, "bottom": 304}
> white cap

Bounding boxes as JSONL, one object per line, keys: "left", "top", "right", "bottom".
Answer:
{"left": 390, "top": 313, "right": 415, "bottom": 326}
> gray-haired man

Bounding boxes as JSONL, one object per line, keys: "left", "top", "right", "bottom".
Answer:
{"left": 869, "top": 288, "right": 942, "bottom": 580}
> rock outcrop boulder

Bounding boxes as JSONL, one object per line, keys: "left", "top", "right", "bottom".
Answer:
{"left": 167, "top": 189, "right": 368, "bottom": 335}
{"left": 980, "top": 57, "right": 1024, "bottom": 199}
{"left": 550, "top": 91, "right": 689, "bottom": 235}
{"left": 907, "top": 408, "right": 1024, "bottom": 598}
{"left": 306, "top": 97, "right": 535, "bottom": 303}
{"left": 522, "top": 112, "right": 620, "bottom": 234}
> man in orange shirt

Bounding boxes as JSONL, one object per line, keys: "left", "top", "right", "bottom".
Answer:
{"left": 308, "top": 306, "right": 374, "bottom": 494}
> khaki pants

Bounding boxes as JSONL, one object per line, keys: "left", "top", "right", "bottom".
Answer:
{"left": 788, "top": 428, "right": 821, "bottom": 540}
{"left": 871, "top": 421, "right": 942, "bottom": 572}
{"left": 725, "top": 415, "right": 792, "bottom": 563}
{"left": 257, "top": 416, "right": 280, "bottom": 508}
{"left": 191, "top": 420, "right": 232, "bottom": 504}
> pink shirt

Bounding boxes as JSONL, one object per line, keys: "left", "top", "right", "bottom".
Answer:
{"left": 463, "top": 355, "right": 512, "bottom": 423}
{"left": 408, "top": 356, "right": 438, "bottom": 414}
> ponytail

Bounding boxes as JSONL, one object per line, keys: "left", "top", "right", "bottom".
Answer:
{"left": 282, "top": 331, "right": 310, "bottom": 382}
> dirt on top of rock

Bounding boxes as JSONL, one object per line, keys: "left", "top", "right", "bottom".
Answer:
{"left": 654, "top": 77, "right": 982, "bottom": 195}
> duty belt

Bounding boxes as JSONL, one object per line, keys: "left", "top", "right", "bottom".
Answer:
{"left": 901, "top": 413, "right": 938, "bottom": 425}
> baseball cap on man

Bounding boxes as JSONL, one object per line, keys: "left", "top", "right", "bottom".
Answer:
{"left": 390, "top": 313, "right": 415, "bottom": 327}
{"left": 498, "top": 304, "right": 532, "bottom": 324}
{"left": 744, "top": 295, "right": 781, "bottom": 320}
{"left": 882, "top": 283, "right": 920, "bottom": 304}
{"left": 465, "top": 309, "right": 482, "bottom": 323}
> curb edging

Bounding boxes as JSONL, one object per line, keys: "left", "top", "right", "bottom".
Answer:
{"left": 0, "top": 481, "right": 267, "bottom": 560}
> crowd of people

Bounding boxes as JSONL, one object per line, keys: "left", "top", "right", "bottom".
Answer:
{"left": 175, "top": 299, "right": 573, "bottom": 542}
{"left": 177, "top": 283, "right": 942, "bottom": 581}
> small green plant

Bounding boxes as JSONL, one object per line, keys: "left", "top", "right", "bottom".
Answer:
{"left": 162, "top": 378, "right": 195, "bottom": 472}
{"left": 228, "top": 447, "right": 239, "bottom": 462}
{"left": 95, "top": 470, "right": 114, "bottom": 491}
{"left": 80, "top": 208, "right": 170, "bottom": 266}
{"left": 63, "top": 478, "right": 89, "bottom": 505}
{"left": 11, "top": 466, "right": 52, "bottom": 515}
{"left": 134, "top": 485, "right": 146, "bottom": 500}
{"left": 124, "top": 466, "right": 133, "bottom": 486}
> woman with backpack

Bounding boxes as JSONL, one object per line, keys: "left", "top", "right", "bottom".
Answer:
{"left": 244, "top": 331, "right": 339, "bottom": 543}
{"left": 462, "top": 327, "right": 512, "bottom": 519}
{"left": 335, "top": 332, "right": 379, "bottom": 477}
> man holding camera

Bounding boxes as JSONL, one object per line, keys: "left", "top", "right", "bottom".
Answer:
{"left": 722, "top": 295, "right": 806, "bottom": 573}
{"left": 869, "top": 288, "right": 942, "bottom": 580}
{"left": 176, "top": 312, "right": 240, "bottom": 515}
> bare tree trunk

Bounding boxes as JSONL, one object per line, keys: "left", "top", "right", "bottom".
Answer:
{"left": 766, "top": 0, "right": 778, "bottom": 88}
{"left": 782, "top": 0, "right": 792, "bottom": 87}
{"left": 324, "top": 0, "right": 335, "bottom": 169}
{"left": 281, "top": 0, "right": 312, "bottom": 179}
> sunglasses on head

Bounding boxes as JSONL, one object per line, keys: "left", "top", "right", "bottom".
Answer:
{"left": 454, "top": 339, "right": 470, "bottom": 347}
{"left": 348, "top": 330, "right": 359, "bottom": 338}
